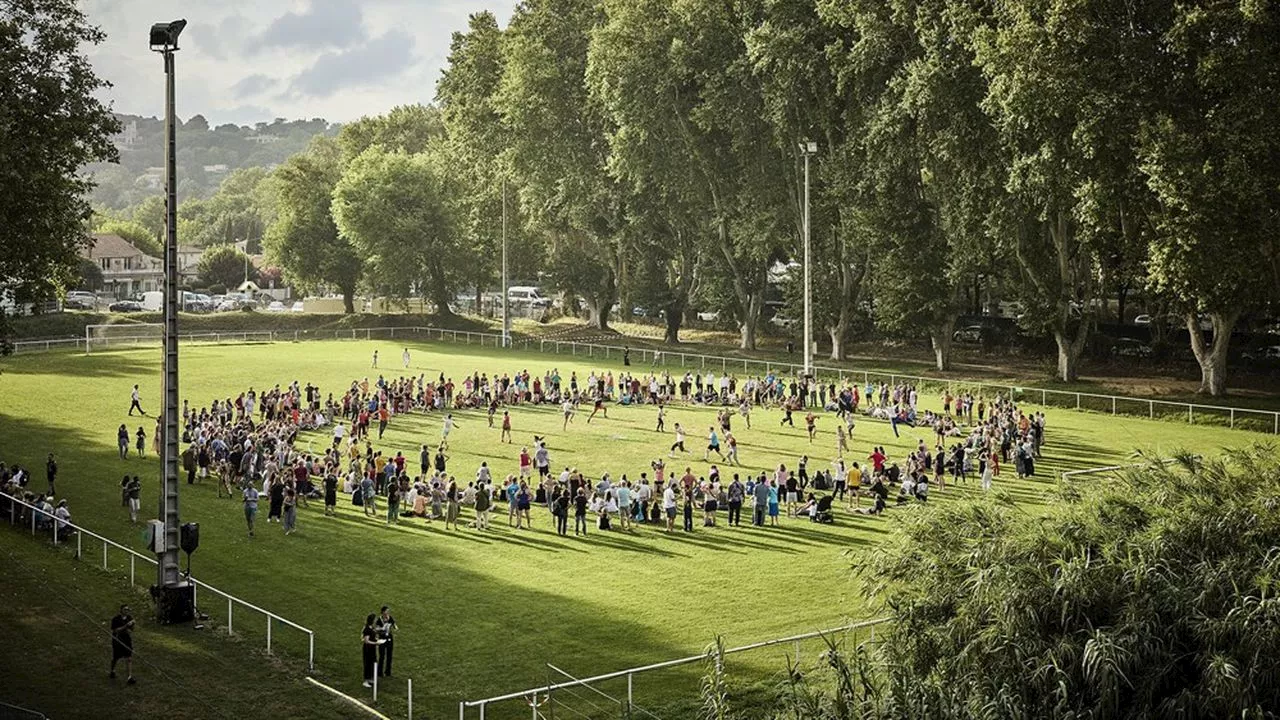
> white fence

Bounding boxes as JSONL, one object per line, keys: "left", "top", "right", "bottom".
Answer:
{"left": 457, "top": 617, "right": 889, "bottom": 719}
{"left": 1, "top": 491, "right": 315, "bottom": 671}
{"left": 11, "top": 324, "right": 1279, "bottom": 434}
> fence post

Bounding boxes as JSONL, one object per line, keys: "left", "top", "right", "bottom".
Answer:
{"left": 1149, "top": 400, "right": 1154, "bottom": 419}
{"left": 373, "top": 662, "right": 378, "bottom": 702}
{"left": 267, "top": 616, "right": 272, "bottom": 654}
{"left": 1230, "top": 409, "right": 1235, "bottom": 429}
{"left": 1041, "top": 389, "right": 1047, "bottom": 406}
{"left": 1275, "top": 413, "right": 1278, "bottom": 435}
{"left": 31, "top": 507, "right": 36, "bottom": 536}
{"left": 459, "top": 701, "right": 465, "bottom": 720}
{"left": 228, "top": 598, "right": 233, "bottom": 634}
{"left": 102, "top": 542, "right": 107, "bottom": 569}
{"left": 408, "top": 678, "right": 413, "bottom": 720}
{"left": 130, "top": 555, "right": 135, "bottom": 585}
{"left": 77, "top": 532, "right": 82, "bottom": 559}
{"left": 1189, "top": 406, "right": 1193, "bottom": 423}
{"left": 309, "top": 632, "right": 315, "bottom": 671}
{"left": 1111, "top": 397, "right": 1116, "bottom": 415}
{"left": 627, "top": 672, "right": 634, "bottom": 717}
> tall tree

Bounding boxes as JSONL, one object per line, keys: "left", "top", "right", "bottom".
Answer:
{"left": 498, "top": 0, "right": 625, "bottom": 330}
{"left": 337, "top": 104, "right": 444, "bottom": 163}
{"left": 264, "top": 137, "right": 362, "bottom": 313}
{"left": 1140, "top": 2, "right": 1280, "bottom": 396}
{"left": 970, "top": 0, "right": 1158, "bottom": 382}
{"left": 197, "top": 243, "right": 256, "bottom": 289}
{"left": 437, "top": 12, "right": 527, "bottom": 310}
{"left": 0, "top": 0, "right": 119, "bottom": 342}
{"left": 331, "top": 147, "right": 461, "bottom": 316}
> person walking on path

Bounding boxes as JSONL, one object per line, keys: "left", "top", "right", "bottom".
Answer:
{"left": 125, "top": 475, "right": 141, "bottom": 523}
{"left": 117, "top": 424, "right": 130, "bottom": 459}
{"left": 109, "top": 604, "right": 136, "bottom": 684}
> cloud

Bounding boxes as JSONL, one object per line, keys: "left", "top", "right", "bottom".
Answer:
{"left": 254, "top": 0, "right": 366, "bottom": 53}
{"left": 285, "top": 30, "right": 416, "bottom": 99}
{"left": 231, "top": 73, "right": 279, "bottom": 99}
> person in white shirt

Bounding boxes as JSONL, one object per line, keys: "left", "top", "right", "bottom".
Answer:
{"left": 54, "top": 500, "right": 72, "bottom": 540}
{"left": 128, "top": 385, "right": 146, "bottom": 416}
{"left": 561, "top": 398, "right": 575, "bottom": 430}
{"left": 662, "top": 485, "right": 678, "bottom": 532}
{"left": 332, "top": 422, "right": 347, "bottom": 449}
{"left": 402, "top": 348, "right": 411, "bottom": 369}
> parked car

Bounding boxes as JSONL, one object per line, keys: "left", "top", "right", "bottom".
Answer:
{"left": 771, "top": 315, "right": 797, "bottom": 329}
{"left": 265, "top": 301, "right": 287, "bottom": 313}
{"left": 1111, "top": 337, "right": 1153, "bottom": 358}
{"left": 65, "top": 291, "right": 97, "bottom": 310}
{"left": 952, "top": 325, "right": 987, "bottom": 344}
{"left": 696, "top": 310, "right": 720, "bottom": 322}
{"left": 1242, "top": 345, "right": 1280, "bottom": 363}
{"left": 508, "top": 286, "right": 551, "bottom": 308}
{"left": 108, "top": 300, "right": 143, "bottom": 313}
{"left": 290, "top": 301, "right": 305, "bottom": 313}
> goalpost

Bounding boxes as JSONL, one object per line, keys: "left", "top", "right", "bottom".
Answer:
{"left": 85, "top": 323, "right": 278, "bottom": 352}
{"left": 85, "top": 323, "right": 164, "bottom": 353}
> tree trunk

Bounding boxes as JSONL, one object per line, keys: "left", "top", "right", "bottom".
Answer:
{"left": 1187, "top": 311, "right": 1238, "bottom": 396}
{"left": 1052, "top": 324, "right": 1090, "bottom": 382}
{"left": 341, "top": 287, "right": 355, "bottom": 314}
{"left": 740, "top": 317, "right": 757, "bottom": 351}
{"left": 929, "top": 327, "right": 954, "bottom": 372}
{"left": 663, "top": 310, "right": 682, "bottom": 345}
{"left": 828, "top": 326, "right": 846, "bottom": 361}
{"left": 1117, "top": 285, "right": 1128, "bottom": 326}
{"left": 432, "top": 287, "right": 455, "bottom": 319}
{"left": 585, "top": 297, "right": 611, "bottom": 330}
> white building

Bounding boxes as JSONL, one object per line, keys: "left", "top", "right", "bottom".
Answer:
{"left": 81, "top": 234, "right": 164, "bottom": 298}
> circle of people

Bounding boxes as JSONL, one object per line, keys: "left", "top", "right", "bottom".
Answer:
{"left": 108, "top": 354, "right": 1049, "bottom": 541}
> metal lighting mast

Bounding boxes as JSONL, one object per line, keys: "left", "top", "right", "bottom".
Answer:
{"left": 150, "top": 19, "right": 189, "bottom": 621}
{"left": 800, "top": 141, "right": 817, "bottom": 377}
{"left": 502, "top": 177, "right": 510, "bottom": 348}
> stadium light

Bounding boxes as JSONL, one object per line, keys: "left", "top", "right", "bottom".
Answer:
{"left": 149, "top": 18, "right": 191, "bottom": 624}
{"left": 799, "top": 141, "right": 818, "bottom": 379}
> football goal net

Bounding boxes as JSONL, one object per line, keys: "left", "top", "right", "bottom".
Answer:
{"left": 85, "top": 324, "right": 276, "bottom": 352}
{"left": 85, "top": 323, "right": 164, "bottom": 352}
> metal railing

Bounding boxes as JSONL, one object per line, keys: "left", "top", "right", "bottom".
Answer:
{"left": 13, "top": 323, "right": 1279, "bottom": 434}
{"left": 0, "top": 491, "right": 315, "bottom": 671}
{"left": 457, "top": 617, "right": 889, "bottom": 719}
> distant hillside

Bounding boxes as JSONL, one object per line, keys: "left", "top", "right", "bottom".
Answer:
{"left": 86, "top": 114, "right": 338, "bottom": 209}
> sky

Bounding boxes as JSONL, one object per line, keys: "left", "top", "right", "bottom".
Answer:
{"left": 82, "top": 0, "right": 517, "bottom": 127}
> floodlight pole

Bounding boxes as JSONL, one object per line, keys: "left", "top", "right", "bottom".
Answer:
{"left": 502, "top": 176, "right": 510, "bottom": 348}
{"left": 800, "top": 142, "right": 816, "bottom": 378}
{"left": 154, "top": 25, "right": 184, "bottom": 595}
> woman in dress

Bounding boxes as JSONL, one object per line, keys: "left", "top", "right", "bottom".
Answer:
{"left": 445, "top": 480, "right": 461, "bottom": 530}
{"left": 267, "top": 477, "right": 285, "bottom": 523}
{"left": 768, "top": 481, "right": 780, "bottom": 526}
{"left": 516, "top": 480, "right": 533, "bottom": 529}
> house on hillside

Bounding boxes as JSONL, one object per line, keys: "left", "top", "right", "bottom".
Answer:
{"left": 81, "top": 233, "right": 164, "bottom": 298}
{"left": 176, "top": 245, "right": 204, "bottom": 284}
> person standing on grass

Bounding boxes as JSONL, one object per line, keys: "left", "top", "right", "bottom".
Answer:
{"left": 135, "top": 426, "right": 146, "bottom": 458}
{"left": 655, "top": 403, "right": 666, "bottom": 433}
{"left": 553, "top": 487, "right": 569, "bottom": 536}
{"left": 323, "top": 472, "right": 338, "bottom": 516}
{"left": 445, "top": 480, "right": 460, "bottom": 530}
{"left": 117, "top": 424, "right": 130, "bottom": 459}
{"left": 402, "top": 348, "right": 411, "bottom": 369}
{"left": 516, "top": 480, "right": 533, "bottom": 529}
{"left": 573, "top": 487, "right": 589, "bottom": 536}
{"left": 362, "top": 614, "right": 380, "bottom": 688}
{"left": 662, "top": 482, "right": 678, "bottom": 532}
{"left": 128, "top": 385, "right": 145, "bottom": 416}
{"left": 561, "top": 397, "right": 575, "bottom": 431}
{"left": 283, "top": 488, "right": 297, "bottom": 535}
{"left": 266, "top": 477, "right": 284, "bottom": 523}
{"left": 45, "top": 454, "right": 57, "bottom": 497}
{"left": 474, "top": 481, "right": 491, "bottom": 530}
{"left": 805, "top": 411, "right": 817, "bottom": 442}
{"left": 386, "top": 480, "right": 401, "bottom": 526}
{"left": 835, "top": 424, "right": 847, "bottom": 458}
{"left": 371, "top": 350, "right": 379, "bottom": 369}
{"left": 768, "top": 481, "right": 780, "bottom": 526}
{"left": 501, "top": 411, "right": 512, "bottom": 443}
{"left": 124, "top": 475, "right": 141, "bottom": 523}
{"left": 440, "top": 414, "right": 457, "bottom": 449}
{"left": 242, "top": 483, "right": 259, "bottom": 537}
{"left": 727, "top": 475, "right": 744, "bottom": 526}
{"left": 376, "top": 606, "right": 397, "bottom": 677}
{"left": 752, "top": 475, "right": 769, "bottom": 526}
{"left": 109, "top": 604, "right": 136, "bottom": 684}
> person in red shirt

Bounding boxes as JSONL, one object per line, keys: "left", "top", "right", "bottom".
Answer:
{"left": 869, "top": 447, "right": 886, "bottom": 474}
{"left": 501, "top": 411, "right": 512, "bottom": 443}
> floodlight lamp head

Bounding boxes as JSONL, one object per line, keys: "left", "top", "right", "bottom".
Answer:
{"left": 801, "top": 141, "right": 819, "bottom": 154}
{"left": 150, "top": 19, "right": 187, "bottom": 52}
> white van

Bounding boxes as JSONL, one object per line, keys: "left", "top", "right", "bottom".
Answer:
{"left": 139, "top": 290, "right": 164, "bottom": 311}
{"left": 508, "top": 286, "right": 550, "bottom": 308}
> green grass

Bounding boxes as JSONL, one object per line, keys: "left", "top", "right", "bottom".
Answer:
{"left": 0, "top": 538, "right": 353, "bottom": 719}
{"left": 0, "top": 339, "right": 1272, "bottom": 718}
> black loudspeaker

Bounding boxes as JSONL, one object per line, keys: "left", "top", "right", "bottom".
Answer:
{"left": 180, "top": 522, "right": 199, "bottom": 555}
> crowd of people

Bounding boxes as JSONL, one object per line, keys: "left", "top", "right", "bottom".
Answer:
{"left": 93, "top": 357, "right": 1048, "bottom": 543}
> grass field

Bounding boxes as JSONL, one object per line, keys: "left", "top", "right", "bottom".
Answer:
{"left": 0, "top": 338, "right": 1272, "bottom": 718}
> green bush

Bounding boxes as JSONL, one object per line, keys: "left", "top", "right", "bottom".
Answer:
{"left": 741, "top": 448, "right": 1280, "bottom": 719}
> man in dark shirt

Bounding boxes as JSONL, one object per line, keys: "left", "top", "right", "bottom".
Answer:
{"left": 110, "top": 604, "right": 136, "bottom": 684}
{"left": 46, "top": 454, "right": 57, "bottom": 496}
{"left": 375, "top": 605, "right": 397, "bottom": 677}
